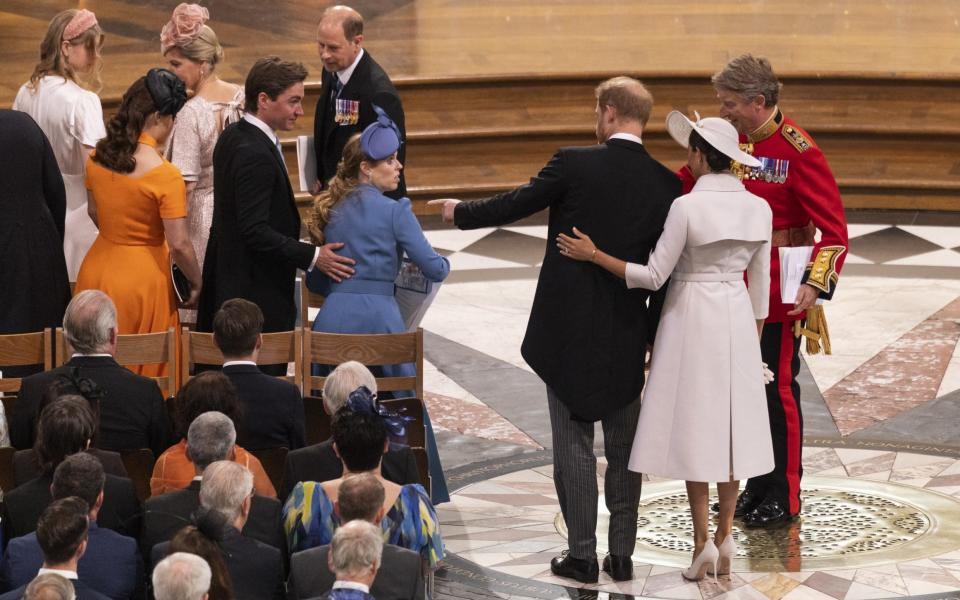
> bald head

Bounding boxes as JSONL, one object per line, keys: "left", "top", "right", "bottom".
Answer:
{"left": 317, "top": 5, "right": 364, "bottom": 73}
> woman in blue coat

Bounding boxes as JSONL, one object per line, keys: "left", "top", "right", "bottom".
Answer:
{"left": 306, "top": 107, "right": 451, "bottom": 503}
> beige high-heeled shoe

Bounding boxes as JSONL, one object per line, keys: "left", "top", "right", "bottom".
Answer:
{"left": 682, "top": 539, "right": 719, "bottom": 582}
{"left": 710, "top": 535, "right": 737, "bottom": 576}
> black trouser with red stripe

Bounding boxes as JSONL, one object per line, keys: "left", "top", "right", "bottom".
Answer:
{"left": 745, "top": 321, "right": 803, "bottom": 515}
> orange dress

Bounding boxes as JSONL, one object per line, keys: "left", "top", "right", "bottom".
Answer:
{"left": 76, "top": 134, "right": 185, "bottom": 378}
{"left": 149, "top": 439, "right": 277, "bottom": 498}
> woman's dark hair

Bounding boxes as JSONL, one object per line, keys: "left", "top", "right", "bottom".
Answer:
{"left": 39, "top": 370, "right": 103, "bottom": 428}
{"left": 170, "top": 515, "right": 234, "bottom": 600}
{"left": 173, "top": 371, "right": 243, "bottom": 439}
{"left": 331, "top": 407, "right": 387, "bottom": 472}
{"left": 93, "top": 69, "right": 185, "bottom": 173}
{"left": 35, "top": 396, "right": 97, "bottom": 474}
{"left": 688, "top": 129, "right": 733, "bottom": 173}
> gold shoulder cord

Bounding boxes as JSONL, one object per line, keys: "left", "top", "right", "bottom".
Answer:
{"left": 795, "top": 306, "right": 831, "bottom": 355}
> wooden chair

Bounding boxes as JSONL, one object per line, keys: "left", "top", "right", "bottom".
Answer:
{"left": 120, "top": 448, "right": 156, "bottom": 503}
{"left": 412, "top": 447, "right": 431, "bottom": 498}
{"left": 0, "top": 330, "right": 52, "bottom": 394}
{"left": 298, "top": 278, "right": 325, "bottom": 330}
{"left": 302, "top": 329, "right": 424, "bottom": 399}
{"left": 0, "top": 447, "right": 16, "bottom": 495}
{"left": 249, "top": 447, "right": 289, "bottom": 494}
{"left": 303, "top": 396, "right": 331, "bottom": 445}
{"left": 379, "top": 397, "right": 426, "bottom": 450}
{"left": 180, "top": 328, "right": 303, "bottom": 391}
{"left": 55, "top": 327, "right": 177, "bottom": 397}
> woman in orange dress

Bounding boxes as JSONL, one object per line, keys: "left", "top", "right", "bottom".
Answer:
{"left": 76, "top": 69, "right": 201, "bottom": 378}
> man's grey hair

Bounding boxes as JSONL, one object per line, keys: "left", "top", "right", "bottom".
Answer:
{"left": 200, "top": 460, "right": 253, "bottom": 523}
{"left": 63, "top": 290, "right": 117, "bottom": 355}
{"left": 711, "top": 53, "right": 782, "bottom": 107}
{"left": 329, "top": 520, "right": 383, "bottom": 577}
{"left": 323, "top": 361, "right": 377, "bottom": 414}
{"left": 187, "top": 411, "right": 236, "bottom": 471}
{"left": 24, "top": 572, "right": 76, "bottom": 600}
{"left": 152, "top": 552, "right": 212, "bottom": 600}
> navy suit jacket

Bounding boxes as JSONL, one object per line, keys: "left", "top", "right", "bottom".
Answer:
{"left": 223, "top": 363, "right": 306, "bottom": 451}
{"left": 0, "top": 576, "right": 110, "bottom": 600}
{"left": 0, "top": 523, "right": 142, "bottom": 599}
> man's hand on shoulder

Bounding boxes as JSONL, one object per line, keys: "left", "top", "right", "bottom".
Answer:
{"left": 315, "top": 242, "right": 356, "bottom": 282}
{"left": 427, "top": 198, "right": 461, "bottom": 224}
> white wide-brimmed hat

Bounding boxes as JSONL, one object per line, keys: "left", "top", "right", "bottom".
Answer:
{"left": 665, "top": 110, "right": 761, "bottom": 167}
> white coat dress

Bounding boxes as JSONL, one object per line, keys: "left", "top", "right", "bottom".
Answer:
{"left": 626, "top": 172, "right": 775, "bottom": 482}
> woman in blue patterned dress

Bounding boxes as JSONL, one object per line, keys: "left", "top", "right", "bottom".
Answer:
{"left": 283, "top": 405, "right": 444, "bottom": 567}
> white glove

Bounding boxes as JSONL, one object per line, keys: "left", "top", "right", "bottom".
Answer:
{"left": 762, "top": 362, "right": 775, "bottom": 384}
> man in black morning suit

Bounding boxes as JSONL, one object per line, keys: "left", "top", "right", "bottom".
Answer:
{"left": 313, "top": 5, "right": 406, "bottom": 198}
{"left": 431, "top": 77, "right": 680, "bottom": 583}
{"left": 197, "top": 57, "right": 353, "bottom": 375}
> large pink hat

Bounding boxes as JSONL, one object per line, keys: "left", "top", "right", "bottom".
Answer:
{"left": 63, "top": 9, "right": 99, "bottom": 42}
{"left": 160, "top": 3, "right": 210, "bottom": 54}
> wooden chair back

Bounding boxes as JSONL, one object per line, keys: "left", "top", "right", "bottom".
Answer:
{"left": 302, "top": 329, "right": 423, "bottom": 398}
{"left": 56, "top": 327, "right": 177, "bottom": 397}
{"left": 298, "top": 278, "right": 325, "bottom": 330}
{"left": 0, "top": 330, "right": 52, "bottom": 394}
{"left": 303, "top": 396, "right": 332, "bottom": 445}
{"left": 412, "top": 447, "right": 431, "bottom": 498}
{"left": 379, "top": 397, "right": 426, "bottom": 450}
{"left": 120, "top": 448, "right": 156, "bottom": 503}
{"left": 180, "top": 328, "right": 303, "bottom": 391}
{"left": 249, "top": 447, "right": 289, "bottom": 493}
{"left": 0, "top": 447, "right": 16, "bottom": 495}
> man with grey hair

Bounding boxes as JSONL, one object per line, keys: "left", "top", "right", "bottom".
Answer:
{"left": 11, "top": 289, "right": 171, "bottom": 455}
{"left": 22, "top": 572, "right": 75, "bottom": 600}
{"left": 142, "top": 413, "right": 283, "bottom": 557}
{"left": 279, "top": 362, "right": 417, "bottom": 500}
{"left": 686, "top": 54, "right": 848, "bottom": 528}
{"left": 287, "top": 474, "right": 424, "bottom": 600}
{"left": 152, "top": 552, "right": 211, "bottom": 600}
{"left": 430, "top": 76, "right": 679, "bottom": 583}
{"left": 322, "top": 520, "right": 383, "bottom": 600}
{"left": 153, "top": 461, "right": 284, "bottom": 600}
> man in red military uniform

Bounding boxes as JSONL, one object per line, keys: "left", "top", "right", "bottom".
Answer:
{"left": 679, "top": 54, "right": 848, "bottom": 527}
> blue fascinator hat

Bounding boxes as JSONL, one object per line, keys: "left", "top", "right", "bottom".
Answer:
{"left": 359, "top": 105, "right": 402, "bottom": 160}
{"left": 346, "top": 385, "right": 414, "bottom": 446}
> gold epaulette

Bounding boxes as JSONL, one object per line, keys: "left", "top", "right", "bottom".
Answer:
{"left": 782, "top": 125, "right": 812, "bottom": 153}
{"left": 795, "top": 305, "right": 831, "bottom": 355}
{"left": 805, "top": 246, "right": 846, "bottom": 295}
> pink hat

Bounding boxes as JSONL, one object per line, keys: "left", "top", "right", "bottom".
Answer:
{"left": 160, "top": 3, "right": 210, "bottom": 54}
{"left": 62, "top": 9, "right": 98, "bottom": 42}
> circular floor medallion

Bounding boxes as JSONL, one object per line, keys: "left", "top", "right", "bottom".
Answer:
{"left": 554, "top": 475, "right": 960, "bottom": 571}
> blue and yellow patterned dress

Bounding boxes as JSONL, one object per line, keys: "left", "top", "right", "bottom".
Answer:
{"left": 283, "top": 480, "right": 444, "bottom": 567}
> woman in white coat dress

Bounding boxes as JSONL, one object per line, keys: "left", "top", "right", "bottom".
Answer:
{"left": 557, "top": 112, "right": 774, "bottom": 581}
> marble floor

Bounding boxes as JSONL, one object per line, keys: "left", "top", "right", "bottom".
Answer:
{"left": 412, "top": 209, "right": 960, "bottom": 600}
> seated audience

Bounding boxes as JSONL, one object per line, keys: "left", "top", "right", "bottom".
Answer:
{"left": 14, "top": 376, "right": 127, "bottom": 486}
{"left": 153, "top": 462, "right": 284, "bottom": 600}
{"left": 288, "top": 474, "right": 424, "bottom": 600}
{"left": 0, "top": 453, "right": 143, "bottom": 599}
{"left": 283, "top": 408, "right": 444, "bottom": 567}
{"left": 279, "top": 361, "right": 418, "bottom": 500}
{"left": 22, "top": 572, "right": 75, "bottom": 600}
{"left": 142, "top": 411, "right": 282, "bottom": 557}
{"left": 214, "top": 298, "right": 305, "bottom": 451}
{"left": 0, "top": 498, "right": 109, "bottom": 600}
{"left": 321, "top": 521, "right": 384, "bottom": 600}
{"left": 11, "top": 290, "right": 172, "bottom": 455}
{"left": 2, "top": 398, "right": 140, "bottom": 542}
{"left": 150, "top": 371, "right": 276, "bottom": 497}
{"left": 151, "top": 552, "right": 211, "bottom": 600}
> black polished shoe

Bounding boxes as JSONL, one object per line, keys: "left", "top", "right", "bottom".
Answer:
{"left": 602, "top": 554, "right": 633, "bottom": 581}
{"left": 742, "top": 499, "right": 795, "bottom": 528}
{"left": 711, "top": 488, "right": 763, "bottom": 517}
{"left": 550, "top": 551, "right": 599, "bottom": 583}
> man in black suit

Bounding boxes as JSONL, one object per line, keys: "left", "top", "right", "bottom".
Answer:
{"left": 214, "top": 298, "right": 305, "bottom": 451}
{"left": 152, "top": 461, "right": 284, "bottom": 600}
{"left": 11, "top": 290, "right": 172, "bottom": 455}
{"left": 142, "top": 411, "right": 283, "bottom": 557}
{"left": 431, "top": 77, "right": 679, "bottom": 583}
{"left": 197, "top": 57, "right": 354, "bottom": 374}
{"left": 288, "top": 474, "right": 424, "bottom": 600}
{"left": 313, "top": 5, "right": 406, "bottom": 199}
{"left": 0, "top": 498, "right": 110, "bottom": 600}
{"left": 279, "top": 361, "right": 419, "bottom": 501}
{"left": 2, "top": 397, "right": 141, "bottom": 543}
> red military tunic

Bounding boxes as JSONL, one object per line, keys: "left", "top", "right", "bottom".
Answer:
{"left": 679, "top": 109, "right": 849, "bottom": 322}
